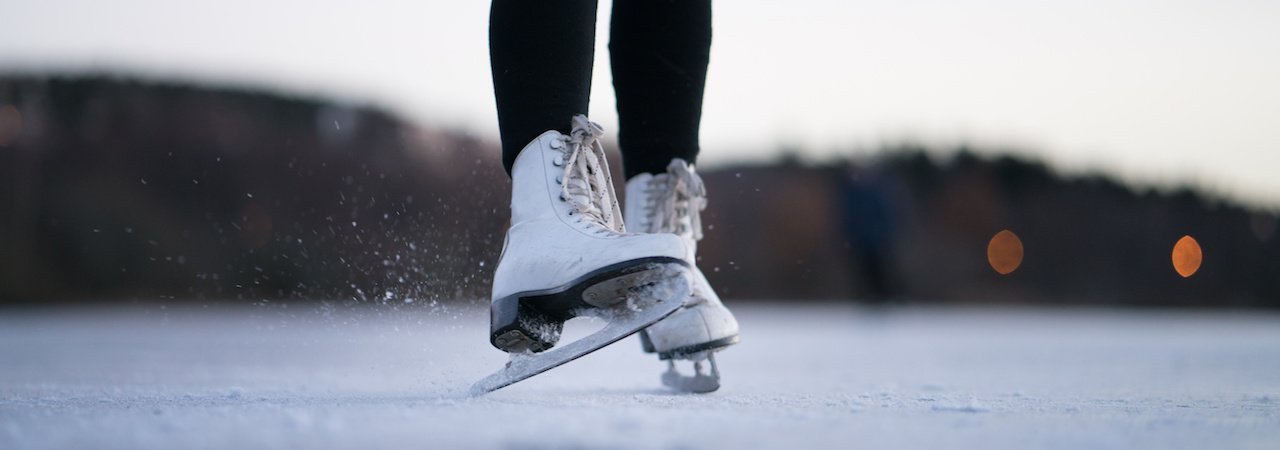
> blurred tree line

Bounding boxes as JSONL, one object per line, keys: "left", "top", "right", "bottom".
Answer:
{"left": 1, "top": 76, "right": 1276, "bottom": 306}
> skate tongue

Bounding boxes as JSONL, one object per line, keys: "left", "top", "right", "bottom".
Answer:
{"left": 560, "top": 115, "right": 623, "bottom": 233}
{"left": 569, "top": 114, "right": 604, "bottom": 142}
{"left": 649, "top": 159, "right": 707, "bottom": 239}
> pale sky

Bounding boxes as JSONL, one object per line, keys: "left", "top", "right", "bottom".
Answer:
{"left": 4, "top": 0, "right": 1279, "bottom": 208}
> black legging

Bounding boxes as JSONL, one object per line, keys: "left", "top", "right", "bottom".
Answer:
{"left": 490, "top": 0, "right": 711, "bottom": 179}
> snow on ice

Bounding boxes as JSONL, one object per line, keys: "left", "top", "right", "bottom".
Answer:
{"left": 1, "top": 303, "right": 1278, "bottom": 449}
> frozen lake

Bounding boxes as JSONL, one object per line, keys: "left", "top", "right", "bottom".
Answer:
{"left": 2, "top": 302, "right": 1278, "bottom": 449}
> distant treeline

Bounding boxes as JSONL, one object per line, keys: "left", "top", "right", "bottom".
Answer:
{"left": 1, "top": 76, "right": 1276, "bottom": 306}
{"left": 703, "top": 154, "right": 1279, "bottom": 306}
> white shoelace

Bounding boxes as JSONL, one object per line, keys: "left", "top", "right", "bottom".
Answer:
{"left": 559, "top": 115, "right": 624, "bottom": 233}
{"left": 646, "top": 159, "right": 707, "bottom": 240}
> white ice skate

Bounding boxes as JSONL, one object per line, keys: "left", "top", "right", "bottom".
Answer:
{"left": 625, "top": 159, "right": 740, "bottom": 393}
{"left": 472, "top": 116, "right": 693, "bottom": 395}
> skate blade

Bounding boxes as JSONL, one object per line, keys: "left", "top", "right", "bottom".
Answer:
{"left": 470, "top": 277, "right": 691, "bottom": 396}
{"left": 661, "top": 352, "right": 721, "bottom": 394}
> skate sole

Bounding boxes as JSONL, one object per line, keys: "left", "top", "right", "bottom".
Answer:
{"left": 473, "top": 267, "right": 691, "bottom": 395}
{"left": 489, "top": 257, "right": 689, "bottom": 353}
{"left": 640, "top": 330, "right": 740, "bottom": 360}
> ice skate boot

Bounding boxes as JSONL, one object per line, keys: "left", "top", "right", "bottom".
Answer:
{"left": 625, "top": 158, "right": 740, "bottom": 393}
{"left": 473, "top": 116, "right": 693, "bottom": 395}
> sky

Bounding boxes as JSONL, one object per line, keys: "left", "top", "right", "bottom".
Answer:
{"left": 3, "top": 0, "right": 1279, "bottom": 208}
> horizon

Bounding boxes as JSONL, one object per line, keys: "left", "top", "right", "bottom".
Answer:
{"left": 4, "top": 0, "right": 1278, "bottom": 208}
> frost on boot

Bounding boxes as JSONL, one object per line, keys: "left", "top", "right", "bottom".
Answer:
{"left": 474, "top": 116, "right": 693, "bottom": 395}
{"left": 625, "top": 158, "right": 741, "bottom": 392}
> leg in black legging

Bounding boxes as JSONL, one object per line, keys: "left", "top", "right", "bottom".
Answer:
{"left": 490, "top": 0, "right": 598, "bottom": 176}
{"left": 610, "top": 0, "right": 712, "bottom": 179}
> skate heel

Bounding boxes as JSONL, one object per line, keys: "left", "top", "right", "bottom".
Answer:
{"left": 490, "top": 295, "right": 564, "bottom": 353}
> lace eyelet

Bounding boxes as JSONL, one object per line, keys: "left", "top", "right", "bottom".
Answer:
{"left": 555, "top": 175, "right": 562, "bottom": 184}
{"left": 552, "top": 156, "right": 564, "bottom": 167}
{"left": 559, "top": 194, "right": 567, "bottom": 202}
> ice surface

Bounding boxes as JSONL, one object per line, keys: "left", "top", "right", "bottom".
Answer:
{"left": 2, "top": 303, "right": 1278, "bottom": 449}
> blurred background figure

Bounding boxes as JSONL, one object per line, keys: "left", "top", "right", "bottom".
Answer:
{"left": 840, "top": 162, "right": 901, "bottom": 305}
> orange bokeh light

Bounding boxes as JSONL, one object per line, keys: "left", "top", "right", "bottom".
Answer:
{"left": 987, "top": 229, "right": 1024, "bottom": 275}
{"left": 1172, "top": 235, "right": 1202, "bottom": 278}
